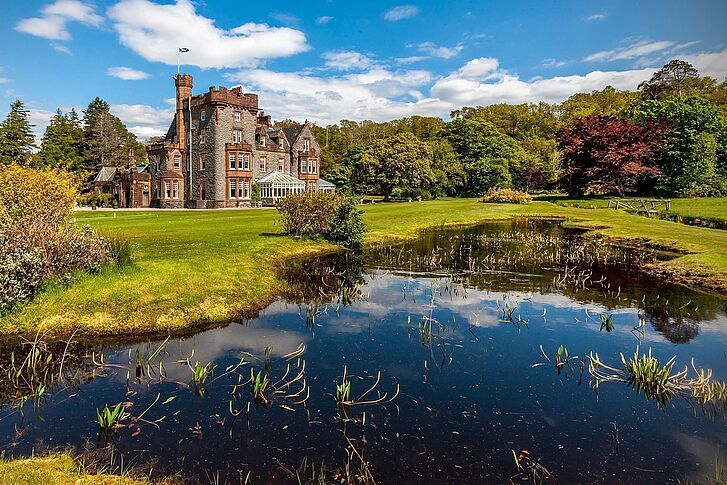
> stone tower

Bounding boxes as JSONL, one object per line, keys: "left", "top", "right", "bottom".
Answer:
{"left": 175, "top": 74, "right": 193, "bottom": 149}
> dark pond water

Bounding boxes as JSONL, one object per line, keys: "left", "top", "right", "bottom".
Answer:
{"left": 1, "top": 219, "right": 726, "bottom": 483}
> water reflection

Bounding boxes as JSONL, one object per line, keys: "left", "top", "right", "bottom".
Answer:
{"left": 0, "top": 219, "right": 725, "bottom": 483}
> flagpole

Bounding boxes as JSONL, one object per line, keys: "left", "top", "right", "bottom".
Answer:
{"left": 177, "top": 51, "right": 180, "bottom": 76}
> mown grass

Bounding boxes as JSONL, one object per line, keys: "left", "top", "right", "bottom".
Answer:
{"left": 1, "top": 198, "right": 726, "bottom": 338}
{"left": 0, "top": 453, "right": 146, "bottom": 485}
{"left": 542, "top": 195, "right": 727, "bottom": 223}
{"left": 668, "top": 197, "right": 727, "bottom": 222}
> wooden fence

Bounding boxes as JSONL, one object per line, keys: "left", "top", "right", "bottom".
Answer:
{"left": 607, "top": 199, "right": 671, "bottom": 216}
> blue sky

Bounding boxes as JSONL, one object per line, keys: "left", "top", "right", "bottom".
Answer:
{"left": 2, "top": 0, "right": 726, "bottom": 140}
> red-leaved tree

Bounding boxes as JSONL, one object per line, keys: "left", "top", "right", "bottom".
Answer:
{"left": 557, "top": 116, "right": 667, "bottom": 196}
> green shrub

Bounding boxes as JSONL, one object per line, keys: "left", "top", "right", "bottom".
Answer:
{"left": 0, "top": 225, "right": 122, "bottom": 313}
{"left": 277, "top": 192, "right": 342, "bottom": 239}
{"left": 277, "top": 192, "right": 367, "bottom": 248}
{"left": 0, "top": 165, "right": 128, "bottom": 315}
{"left": 251, "top": 184, "right": 262, "bottom": 205}
{"left": 482, "top": 188, "right": 532, "bottom": 204}
{"left": 324, "top": 197, "right": 366, "bottom": 248}
{"left": 78, "top": 193, "right": 118, "bottom": 208}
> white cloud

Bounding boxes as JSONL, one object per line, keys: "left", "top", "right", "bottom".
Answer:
{"left": 383, "top": 5, "right": 419, "bottom": 21}
{"left": 584, "top": 39, "right": 688, "bottom": 62}
{"left": 108, "top": 0, "right": 310, "bottom": 69}
{"left": 269, "top": 12, "right": 300, "bottom": 27}
{"left": 224, "top": 66, "right": 438, "bottom": 124}
{"left": 586, "top": 13, "right": 608, "bottom": 21}
{"left": 27, "top": 108, "right": 57, "bottom": 142}
{"left": 322, "top": 51, "right": 377, "bottom": 71}
{"left": 541, "top": 58, "right": 569, "bottom": 68}
{"left": 682, "top": 49, "right": 727, "bottom": 80}
{"left": 396, "top": 56, "right": 430, "bottom": 64}
{"left": 126, "top": 125, "right": 166, "bottom": 139}
{"left": 107, "top": 66, "right": 151, "bottom": 80}
{"left": 51, "top": 43, "right": 72, "bottom": 54}
{"left": 315, "top": 16, "right": 334, "bottom": 25}
{"left": 417, "top": 41, "right": 463, "bottom": 59}
{"left": 454, "top": 57, "right": 501, "bottom": 80}
{"left": 15, "top": 0, "right": 102, "bottom": 40}
{"left": 110, "top": 102, "right": 174, "bottom": 140}
{"left": 219, "top": 48, "right": 727, "bottom": 125}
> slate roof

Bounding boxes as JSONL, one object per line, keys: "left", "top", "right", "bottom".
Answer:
{"left": 93, "top": 166, "right": 117, "bottom": 183}
{"left": 318, "top": 178, "right": 336, "bottom": 188}
{"left": 282, "top": 126, "right": 303, "bottom": 144}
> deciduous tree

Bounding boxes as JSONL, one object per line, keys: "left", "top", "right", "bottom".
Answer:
{"left": 441, "top": 118, "right": 531, "bottom": 195}
{"left": 625, "top": 96, "right": 726, "bottom": 195}
{"left": 557, "top": 116, "right": 666, "bottom": 196}
{"left": 353, "top": 132, "right": 434, "bottom": 200}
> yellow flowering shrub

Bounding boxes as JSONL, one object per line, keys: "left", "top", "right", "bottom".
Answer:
{"left": 0, "top": 163, "right": 78, "bottom": 231}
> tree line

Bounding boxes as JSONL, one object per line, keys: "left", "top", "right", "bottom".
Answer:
{"left": 306, "top": 59, "right": 727, "bottom": 199}
{"left": 0, "top": 97, "right": 147, "bottom": 183}
{"left": 2, "top": 58, "right": 725, "bottom": 198}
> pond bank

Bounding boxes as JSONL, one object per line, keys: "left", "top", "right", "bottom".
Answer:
{"left": 1, "top": 199, "right": 726, "bottom": 340}
{"left": 1, "top": 218, "right": 724, "bottom": 483}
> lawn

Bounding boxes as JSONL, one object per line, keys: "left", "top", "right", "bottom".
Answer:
{"left": 0, "top": 453, "right": 146, "bottom": 485}
{"left": 2, "top": 198, "right": 726, "bottom": 338}
{"left": 542, "top": 195, "right": 727, "bottom": 223}
{"left": 668, "top": 197, "right": 727, "bottom": 222}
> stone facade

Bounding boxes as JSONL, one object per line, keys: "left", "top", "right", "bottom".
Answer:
{"left": 147, "top": 74, "right": 321, "bottom": 208}
{"left": 92, "top": 155, "right": 151, "bottom": 208}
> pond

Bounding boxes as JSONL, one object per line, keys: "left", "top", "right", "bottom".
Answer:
{"left": 1, "top": 219, "right": 726, "bottom": 483}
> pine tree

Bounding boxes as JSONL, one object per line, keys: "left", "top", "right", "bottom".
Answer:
{"left": 37, "top": 108, "right": 85, "bottom": 172}
{"left": 81, "top": 97, "right": 148, "bottom": 175}
{"left": 0, "top": 99, "right": 36, "bottom": 166}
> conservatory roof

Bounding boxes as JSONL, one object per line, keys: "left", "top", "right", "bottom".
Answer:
{"left": 257, "top": 171, "right": 306, "bottom": 186}
{"left": 318, "top": 178, "right": 335, "bottom": 188}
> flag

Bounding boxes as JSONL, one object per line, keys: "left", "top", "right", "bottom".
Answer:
{"left": 179, "top": 47, "right": 189, "bottom": 53}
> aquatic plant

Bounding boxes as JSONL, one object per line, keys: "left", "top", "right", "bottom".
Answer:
{"left": 334, "top": 365, "right": 399, "bottom": 420}
{"left": 511, "top": 449, "right": 551, "bottom": 482}
{"left": 589, "top": 348, "right": 727, "bottom": 411}
{"left": 554, "top": 345, "right": 568, "bottom": 375}
{"left": 335, "top": 368, "right": 351, "bottom": 404}
{"left": 96, "top": 403, "right": 129, "bottom": 435}
{"left": 250, "top": 368, "right": 270, "bottom": 406}
{"left": 599, "top": 313, "right": 615, "bottom": 332}
{"left": 0, "top": 330, "right": 87, "bottom": 414}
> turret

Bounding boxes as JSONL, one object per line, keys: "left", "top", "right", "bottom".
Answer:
{"left": 175, "top": 74, "right": 193, "bottom": 149}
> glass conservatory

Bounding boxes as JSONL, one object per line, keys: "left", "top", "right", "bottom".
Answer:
{"left": 256, "top": 171, "right": 306, "bottom": 202}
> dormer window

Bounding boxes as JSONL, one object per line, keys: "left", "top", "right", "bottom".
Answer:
{"left": 279, "top": 137, "right": 284, "bottom": 149}
{"left": 303, "top": 139, "right": 310, "bottom": 151}
{"left": 201, "top": 111, "right": 206, "bottom": 122}
{"left": 260, "top": 136, "right": 266, "bottom": 147}
{"left": 173, "top": 155, "right": 181, "bottom": 170}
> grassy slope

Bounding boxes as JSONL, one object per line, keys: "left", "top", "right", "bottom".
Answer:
{"left": 0, "top": 453, "right": 145, "bottom": 485}
{"left": 668, "top": 197, "right": 727, "bottom": 221}
{"left": 2, "top": 199, "right": 726, "bottom": 338}
{"left": 544, "top": 195, "right": 727, "bottom": 222}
